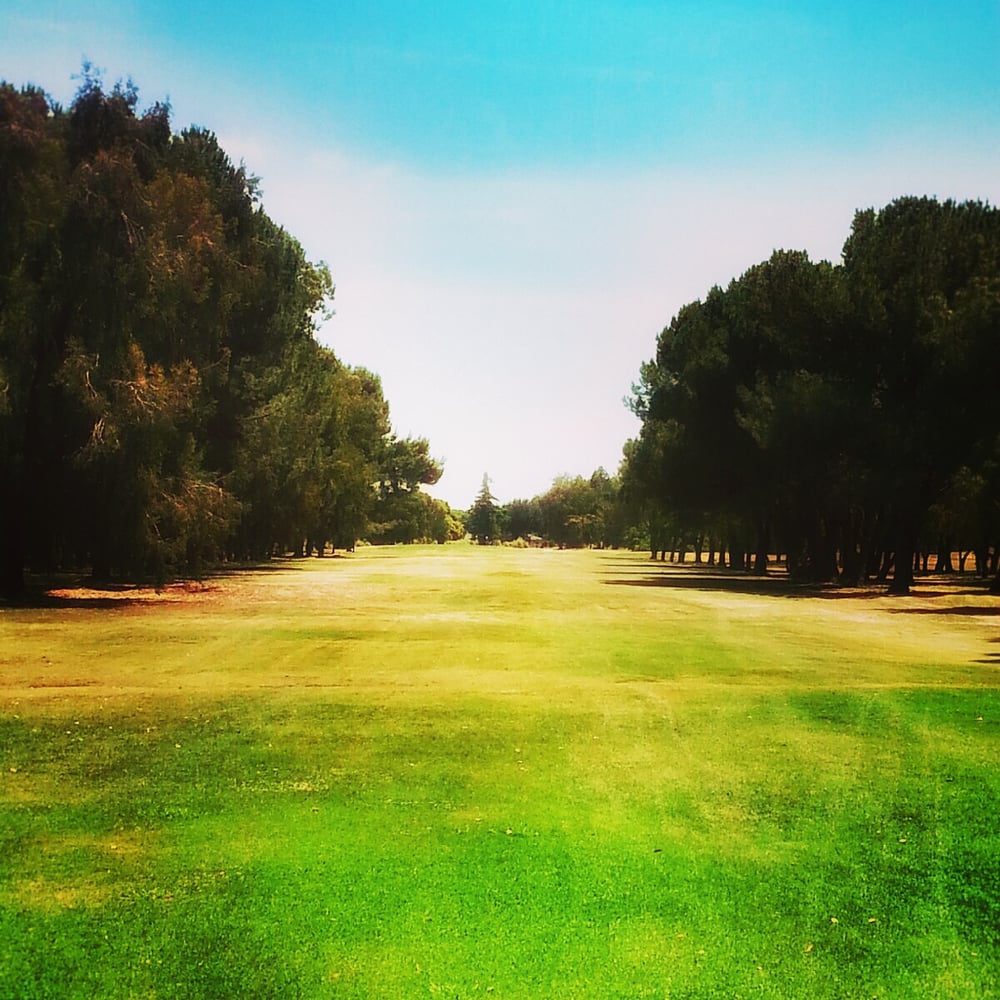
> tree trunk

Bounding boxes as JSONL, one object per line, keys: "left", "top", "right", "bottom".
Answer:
{"left": 888, "top": 556, "right": 913, "bottom": 594}
{"left": 0, "top": 535, "right": 26, "bottom": 601}
{"left": 936, "top": 541, "right": 954, "bottom": 573}
{"left": 752, "top": 518, "right": 769, "bottom": 575}
{"left": 839, "top": 512, "right": 867, "bottom": 585}
{"left": 888, "top": 520, "right": 917, "bottom": 595}
{"left": 877, "top": 549, "right": 893, "bottom": 581}
{"left": 91, "top": 552, "right": 112, "bottom": 586}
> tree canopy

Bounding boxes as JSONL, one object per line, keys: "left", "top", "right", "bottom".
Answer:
{"left": 624, "top": 197, "right": 1000, "bottom": 593}
{"left": 481, "top": 469, "right": 628, "bottom": 550}
{"left": 0, "top": 71, "right": 442, "bottom": 596}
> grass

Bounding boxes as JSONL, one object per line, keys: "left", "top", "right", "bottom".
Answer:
{"left": 1, "top": 545, "right": 999, "bottom": 998}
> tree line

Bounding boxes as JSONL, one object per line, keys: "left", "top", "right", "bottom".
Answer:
{"left": 0, "top": 72, "right": 454, "bottom": 598}
{"left": 7, "top": 74, "right": 995, "bottom": 597}
{"left": 466, "top": 471, "right": 630, "bottom": 549}
{"left": 622, "top": 197, "right": 1000, "bottom": 594}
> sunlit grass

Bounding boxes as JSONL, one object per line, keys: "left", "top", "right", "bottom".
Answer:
{"left": 2, "top": 546, "right": 998, "bottom": 997}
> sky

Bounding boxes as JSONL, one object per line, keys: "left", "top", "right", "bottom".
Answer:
{"left": 3, "top": 1, "right": 1000, "bottom": 508}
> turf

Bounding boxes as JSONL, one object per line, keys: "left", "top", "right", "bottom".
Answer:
{"left": 1, "top": 546, "right": 998, "bottom": 998}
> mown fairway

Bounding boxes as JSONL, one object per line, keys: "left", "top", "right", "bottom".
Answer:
{"left": 1, "top": 546, "right": 998, "bottom": 999}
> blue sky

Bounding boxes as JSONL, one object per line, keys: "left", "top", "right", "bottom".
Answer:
{"left": 4, "top": 1, "right": 1000, "bottom": 507}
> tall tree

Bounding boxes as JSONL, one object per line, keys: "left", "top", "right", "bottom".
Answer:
{"left": 0, "top": 83, "right": 68, "bottom": 595}
{"left": 842, "top": 198, "right": 1000, "bottom": 592}
{"left": 367, "top": 435, "right": 444, "bottom": 544}
{"left": 627, "top": 199, "right": 1000, "bottom": 593}
{"left": 467, "top": 475, "right": 499, "bottom": 545}
{"left": 0, "top": 70, "right": 439, "bottom": 593}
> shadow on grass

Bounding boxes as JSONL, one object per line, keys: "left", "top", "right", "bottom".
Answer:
{"left": 600, "top": 563, "right": 866, "bottom": 600}
{"left": 4, "top": 555, "right": 354, "bottom": 610}
{"left": 2, "top": 575, "right": 154, "bottom": 610}
{"left": 887, "top": 604, "right": 1000, "bottom": 616}
{"left": 601, "top": 560, "right": 999, "bottom": 605}
{"left": 4, "top": 561, "right": 282, "bottom": 610}
{"left": 973, "top": 637, "right": 1000, "bottom": 664}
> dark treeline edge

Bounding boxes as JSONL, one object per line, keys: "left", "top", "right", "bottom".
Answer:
{"left": 0, "top": 72, "right": 459, "bottom": 597}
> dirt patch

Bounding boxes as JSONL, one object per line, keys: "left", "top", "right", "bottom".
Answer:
{"left": 43, "top": 579, "right": 226, "bottom": 609}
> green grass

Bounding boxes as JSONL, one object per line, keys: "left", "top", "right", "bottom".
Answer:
{"left": 1, "top": 546, "right": 999, "bottom": 998}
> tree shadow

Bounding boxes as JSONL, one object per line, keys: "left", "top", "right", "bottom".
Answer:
{"left": 602, "top": 572, "right": 814, "bottom": 598}
{"left": 972, "top": 636, "right": 1000, "bottom": 663}
{"left": 887, "top": 605, "right": 1000, "bottom": 617}
{"left": 5, "top": 594, "right": 159, "bottom": 611}
{"left": 6, "top": 574, "right": 202, "bottom": 610}
{"left": 7, "top": 584, "right": 182, "bottom": 611}
{"left": 2, "top": 557, "right": 343, "bottom": 610}
{"left": 600, "top": 561, "right": 997, "bottom": 603}
{"left": 600, "top": 560, "right": 865, "bottom": 599}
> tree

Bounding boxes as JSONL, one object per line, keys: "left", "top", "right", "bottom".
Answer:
{"left": 467, "top": 475, "right": 499, "bottom": 545}
{"left": 723, "top": 251, "right": 856, "bottom": 578}
{"left": 367, "top": 436, "right": 444, "bottom": 544}
{"left": 426, "top": 496, "right": 466, "bottom": 544}
{"left": 0, "top": 69, "right": 439, "bottom": 593}
{"left": 0, "top": 82, "right": 68, "bottom": 595}
{"left": 501, "top": 498, "right": 543, "bottom": 542}
{"left": 626, "top": 198, "right": 1000, "bottom": 594}
{"left": 496, "top": 471, "right": 624, "bottom": 548}
{"left": 842, "top": 197, "right": 1000, "bottom": 593}
{"left": 537, "top": 474, "right": 607, "bottom": 547}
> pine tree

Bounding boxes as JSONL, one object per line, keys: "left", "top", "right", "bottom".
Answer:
{"left": 467, "top": 474, "right": 498, "bottom": 545}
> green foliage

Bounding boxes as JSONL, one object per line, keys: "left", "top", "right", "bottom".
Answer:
{"left": 231, "top": 346, "right": 389, "bottom": 557}
{"left": 627, "top": 200, "right": 1000, "bottom": 590}
{"left": 366, "top": 436, "right": 446, "bottom": 544}
{"left": 427, "top": 496, "right": 466, "bottom": 544}
{"left": 498, "top": 469, "right": 626, "bottom": 548}
{"left": 467, "top": 474, "right": 499, "bottom": 544}
{"left": 0, "top": 71, "right": 433, "bottom": 592}
{"left": 501, "top": 497, "right": 543, "bottom": 542}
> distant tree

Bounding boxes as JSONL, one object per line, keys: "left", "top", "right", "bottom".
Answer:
{"left": 537, "top": 476, "right": 593, "bottom": 547}
{"left": 426, "top": 496, "right": 466, "bottom": 544}
{"left": 497, "top": 471, "right": 624, "bottom": 548}
{"left": 366, "top": 436, "right": 444, "bottom": 544}
{"left": 467, "top": 474, "right": 499, "bottom": 545}
{"left": 501, "top": 497, "right": 543, "bottom": 542}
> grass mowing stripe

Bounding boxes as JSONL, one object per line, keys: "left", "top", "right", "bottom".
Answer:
{"left": 1, "top": 546, "right": 998, "bottom": 997}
